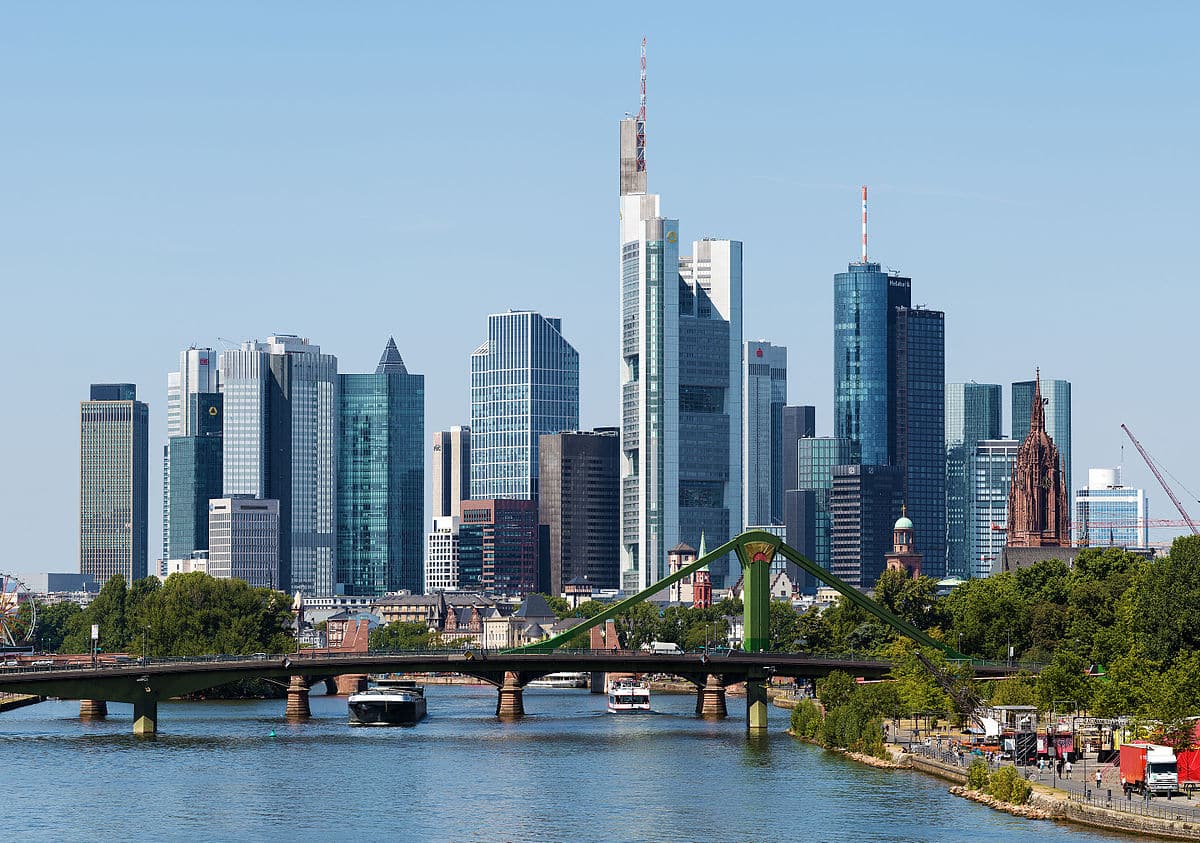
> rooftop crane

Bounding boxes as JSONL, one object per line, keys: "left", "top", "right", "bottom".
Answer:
{"left": 1121, "top": 423, "right": 1199, "bottom": 536}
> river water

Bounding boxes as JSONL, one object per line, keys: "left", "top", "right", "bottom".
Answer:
{"left": 0, "top": 685, "right": 1124, "bottom": 841}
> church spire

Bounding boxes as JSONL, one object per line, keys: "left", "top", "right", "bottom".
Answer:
{"left": 1029, "top": 367, "right": 1047, "bottom": 433}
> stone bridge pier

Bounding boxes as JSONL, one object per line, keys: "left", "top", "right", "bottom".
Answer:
{"left": 79, "top": 699, "right": 108, "bottom": 720}
{"left": 285, "top": 675, "right": 311, "bottom": 721}
{"left": 496, "top": 671, "right": 525, "bottom": 719}
{"left": 694, "top": 674, "right": 728, "bottom": 719}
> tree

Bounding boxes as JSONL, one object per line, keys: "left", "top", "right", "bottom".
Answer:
{"left": 816, "top": 670, "right": 856, "bottom": 711}
{"left": 769, "top": 600, "right": 800, "bottom": 650}
{"left": 1035, "top": 650, "right": 1092, "bottom": 711}
{"left": 796, "top": 607, "right": 834, "bottom": 652}
{"left": 614, "top": 601, "right": 660, "bottom": 650}
{"left": 874, "top": 571, "right": 943, "bottom": 631}
{"left": 370, "top": 621, "right": 435, "bottom": 651}
{"left": 534, "top": 594, "right": 572, "bottom": 619}
{"left": 31, "top": 601, "right": 82, "bottom": 652}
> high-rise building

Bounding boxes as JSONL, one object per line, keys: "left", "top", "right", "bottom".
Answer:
{"left": 781, "top": 405, "right": 816, "bottom": 494}
{"left": 1012, "top": 376, "right": 1072, "bottom": 496}
{"left": 1075, "top": 468, "right": 1149, "bottom": 549}
{"left": 470, "top": 311, "right": 579, "bottom": 502}
{"left": 973, "top": 439, "right": 1019, "bottom": 578}
{"left": 893, "top": 306, "right": 946, "bottom": 577}
{"left": 834, "top": 261, "right": 910, "bottom": 466}
{"left": 432, "top": 426, "right": 471, "bottom": 520}
{"left": 829, "top": 463, "right": 903, "bottom": 589}
{"left": 80, "top": 384, "right": 149, "bottom": 585}
{"left": 743, "top": 341, "right": 787, "bottom": 528}
{"left": 163, "top": 348, "right": 220, "bottom": 562}
{"left": 166, "top": 393, "right": 223, "bottom": 561}
{"left": 945, "top": 383, "right": 1002, "bottom": 579}
{"left": 337, "top": 338, "right": 425, "bottom": 596}
{"left": 786, "top": 437, "right": 853, "bottom": 580}
{"left": 207, "top": 497, "right": 280, "bottom": 588}
{"left": 424, "top": 516, "right": 461, "bottom": 592}
{"left": 459, "top": 499, "right": 546, "bottom": 597}
{"left": 219, "top": 335, "right": 338, "bottom": 595}
{"left": 618, "top": 105, "right": 743, "bottom": 592}
{"left": 538, "top": 428, "right": 620, "bottom": 595}
{"left": 1007, "top": 373, "right": 1070, "bottom": 549}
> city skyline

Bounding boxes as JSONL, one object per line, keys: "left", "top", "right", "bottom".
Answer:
{"left": 6, "top": 6, "right": 1199, "bottom": 583}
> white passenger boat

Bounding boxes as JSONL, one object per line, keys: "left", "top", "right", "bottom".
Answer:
{"left": 348, "top": 685, "right": 427, "bottom": 726}
{"left": 527, "top": 672, "right": 590, "bottom": 689}
{"left": 607, "top": 679, "right": 651, "bottom": 713}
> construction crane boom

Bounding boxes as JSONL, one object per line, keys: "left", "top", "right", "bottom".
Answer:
{"left": 1121, "top": 424, "right": 1199, "bottom": 536}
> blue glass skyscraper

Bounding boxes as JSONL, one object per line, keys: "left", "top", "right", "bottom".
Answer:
{"left": 834, "top": 261, "right": 910, "bottom": 466}
{"left": 166, "top": 393, "right": 223, "bottom": 561}
{"left": 337, "top": 338, "right": 425, "bottom": 596}
{"left": 471, "top": 311, "right": 579, "bottom": 502}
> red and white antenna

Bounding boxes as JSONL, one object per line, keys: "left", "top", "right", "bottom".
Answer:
{"left": 636, "top": 37, "right": 647, "bottom": 173}
{"left": 861, "top": 185, "right": 868, "bottom": 262}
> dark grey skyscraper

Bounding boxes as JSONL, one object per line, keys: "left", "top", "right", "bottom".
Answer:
{"left": 743, "top": 341, "right": 787, "bottom": 527}
{"left": 781, "top": 405, "right": 816, "bottom": 495}
{"left": 830, "top": 464, "right": 903, "bottom": 589}
{"left": 80, "top": 384, "right": 149, "bottom": 585}
{"left": 893, "top": 306, "right": 946, "bottom": 577}
{"left": 945, "top": 383, "right": 1002, "bottom": 579}
{"left": 538, "top": 428, "right": 620, "bottom": 594}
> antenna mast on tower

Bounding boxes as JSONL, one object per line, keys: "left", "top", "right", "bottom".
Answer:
{"left": 861, "top": 185, "right": 868, "bottom": 262}
{"left": 636, "top": 37, "right": 647, "bottom": 174}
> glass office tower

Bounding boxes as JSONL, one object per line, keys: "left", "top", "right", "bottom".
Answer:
{"left": 743, "top": 340, "right": 787, "bottom": 527}
{"left": 972, "top": 439, "right": 1019, "bottom": 578}
{"left": 80, "top": 384, "right": 149, "bottom": 585}
{"left": 833, "top": 262, "right": 910, "bottom": 466}
{"left": 945, "top": 383, "right": 1002, "bottom": 579}
{"left": 337, "top": 338, "right": 425, "bottom": 596}
{"left": 166, "top": 393, "right": 223, "bottom": 561}
{"left": 470, "top": 311, "right": 579, "bottom": 502}
{"left": 1075, "top": 468, "right": 1148, "bottom": 548}
{"left": 220, "top": 335, "right": 338, "bottom": 595}
{"left": 893, "top": 306, "right": 946, "bottom": 577}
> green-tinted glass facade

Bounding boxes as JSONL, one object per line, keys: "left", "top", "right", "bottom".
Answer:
{"left": 337, "top": 349, "right": 424, "bottom": 596}
{"left": 167, "top": 393, "right": 223, "bottom": 561}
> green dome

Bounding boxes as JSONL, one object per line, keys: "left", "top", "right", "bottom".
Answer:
{"left": 894, "top": 515, "right": 914, "bottom": 531}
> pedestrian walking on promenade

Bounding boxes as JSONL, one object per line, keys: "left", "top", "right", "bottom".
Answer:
{"left": 1095, "top": 770, "right": 1102, "bottom": 790}
{"left": 1065, "top": 760, "right": 1073, "bottom": 779}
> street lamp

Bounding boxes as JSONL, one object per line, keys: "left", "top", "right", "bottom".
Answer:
{"left": 142, "top": 626, "right": 149, "bottom": 664}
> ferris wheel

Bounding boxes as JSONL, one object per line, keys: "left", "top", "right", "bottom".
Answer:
{"left": 0, "top": 574, "right": 36, "bottom": 648}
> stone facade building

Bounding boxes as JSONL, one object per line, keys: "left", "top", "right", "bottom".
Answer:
{"left": 1006, "top": 372, "right": 1070, "bottom": 548}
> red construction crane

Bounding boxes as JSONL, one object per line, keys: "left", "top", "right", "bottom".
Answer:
{"left": 1121, "top": 423, "right": 1199, "bottom": 536}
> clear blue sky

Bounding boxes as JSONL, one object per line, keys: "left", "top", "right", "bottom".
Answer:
{"left": 3, "top": 2, "right": 1198, "bottom": 584}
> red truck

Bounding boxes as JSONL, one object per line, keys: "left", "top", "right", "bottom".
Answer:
{"left": 1120, "top": 743, "right": 1178, "bottom": 796}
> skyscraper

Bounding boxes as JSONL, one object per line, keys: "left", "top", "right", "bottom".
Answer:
{"left": 460, "top": 499, "right": 546, "bottom": 597}
{"left": 337, "top": 338, "right": 425, "bottom": 596}
{"left": 834, "top": 261, "right": 910, "bottom": 466}
{"left": 1012, "top": 377, "right": 1072, "bottom": 496}
{"left": 220, "top": 335, "right": 338, "bottom": 595}
{"left": 207, "top": 496, "right": 280, "bottom": 588}
{"left": 470, "top": 311, "right": 579, "bottom": 502}
{"left": 619, "top": 101, "right": 742, "bottom": 592}
{"left": 163, "top": 347, "right": 219, "bottom": 563}
{"left": 893, "top": 306, "right": 946, "bottom": 577}
{"left": 781, "top": 405, "right": 817, "bottom": 494}
{"left": 538, "top": 428, "right": 620, "bottom": 594}
{"left": 743, "top": 341, "right": 787, "bottom": 528}
{"left": 945, "top": 383, "right": 1002, "bottom": 579}
{"left": 432, "top": 426, "right": 471, "bottom": 520}
{"left": 830, "top": 464, "right": 903, "bottom": 589}
{"left": 1075, "top": 468, "right": 1148, "bottom": 549}
{"left": 424, "top": 516, "right": 461, "bottom": 592}
{"left": 80, "top": 384, "right": 149, "bottom": 585}
{"left": 166, "top": 393, "right": 223, "bottom": 561}
{"left": 973, "top": 439, "right": 1019, "bottom": 578}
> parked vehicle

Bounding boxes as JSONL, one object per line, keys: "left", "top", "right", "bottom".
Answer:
{"left": 1120, "top": 743, "right": 1178, "bottom": 796}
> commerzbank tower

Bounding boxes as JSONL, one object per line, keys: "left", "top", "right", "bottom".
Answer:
{"left": 618, "top": 40, "right": 743, "bottom": 593}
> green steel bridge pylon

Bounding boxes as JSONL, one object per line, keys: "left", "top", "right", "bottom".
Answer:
{"left": 512, "top": 530, "right": 963, "bottom": 660}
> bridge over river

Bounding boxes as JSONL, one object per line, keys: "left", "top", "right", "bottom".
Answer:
{"left": 0, "top": 531, "right": 1027, "bottom": 735}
